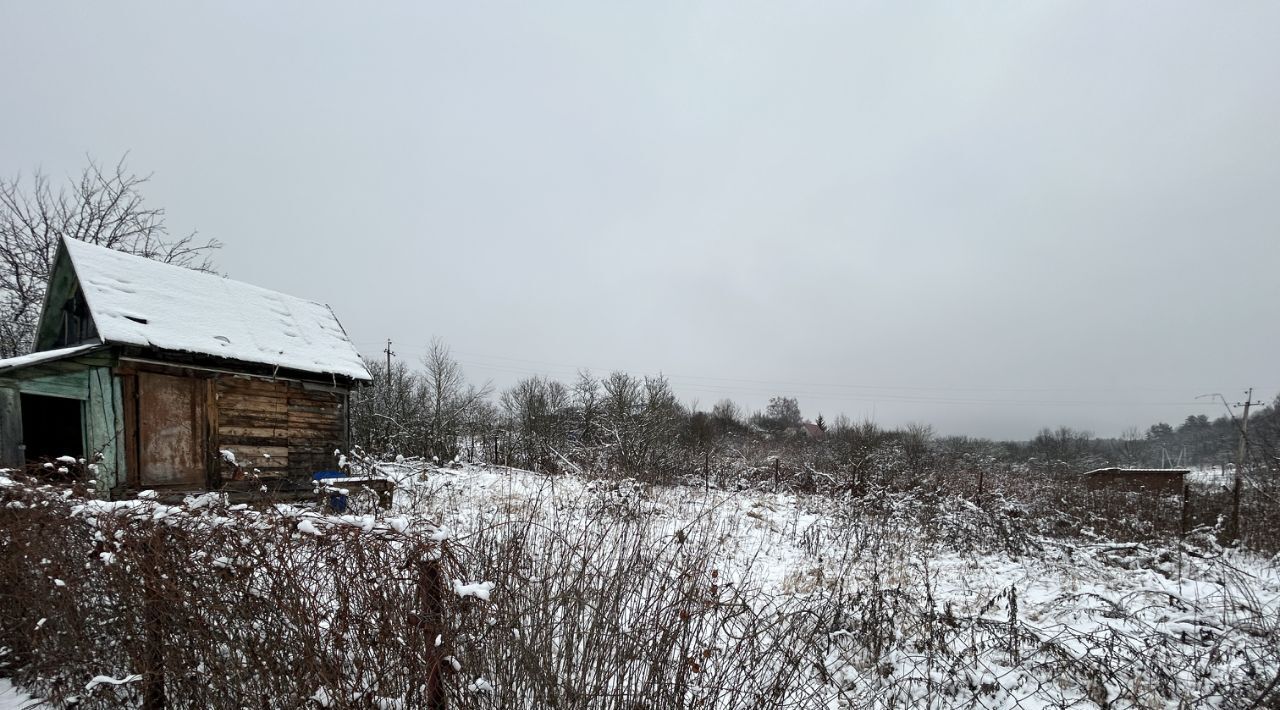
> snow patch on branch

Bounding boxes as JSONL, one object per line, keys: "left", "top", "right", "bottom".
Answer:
{"left": 452, "top": 580, "right": 494, "bottom": 601}
{"left": 85, "top": 673, "right": 142, "bottom": 691}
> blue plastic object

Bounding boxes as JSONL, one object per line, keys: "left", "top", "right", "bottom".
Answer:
{"left": 312, "top": 470, "right": 348, "bottom": 513}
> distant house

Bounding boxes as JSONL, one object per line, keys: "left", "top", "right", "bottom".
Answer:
{"left": 802, "top": 421, "right": 827, "bottom": 442}
{"left": 0, "top": 238, "right": 371, "bottom": 497}
{"left": 1082, "top": 467, "right": 1188, "bottom": 495}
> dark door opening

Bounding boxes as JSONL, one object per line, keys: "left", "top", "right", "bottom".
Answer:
{"left": 20, "top": 393, "right": 84, "bottom": 463}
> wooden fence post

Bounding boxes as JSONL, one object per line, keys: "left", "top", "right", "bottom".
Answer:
{"left": 1180, "top": 481, "right": 1191, "bottom": 537}
{"left": 416, "top": 555, "right": 448, "bottom": 710}
{"left": 142, "top": 531, "right": 166, "bottom": 710}
{"left": 1228, "top": 472, "right": 1243, "bottom": 544}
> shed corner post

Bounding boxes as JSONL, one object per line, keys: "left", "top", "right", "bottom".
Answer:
{"left": 86, "top": 366, "right": 127, "bottom": 498}
{"left": 206, "top": 375, "right": 220, "bottom": 490}
{"left": 0, "top": 386, "right": 22, "bottom": 469}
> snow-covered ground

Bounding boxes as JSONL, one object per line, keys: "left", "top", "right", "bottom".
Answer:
{"left": 395, "top": 464, "right": 1280, "bottom": 708}
{"left": 4, "top": 463, "right": 1276, "bottom": 707}
{"left": 0, "top": 679, "right": 41, "bottom": 710}
{"left": 404, "top": 462, "right": 1280, "bottom": 607}
{"left": 1187, "top": 465, "right": 1235, "bottom": 488}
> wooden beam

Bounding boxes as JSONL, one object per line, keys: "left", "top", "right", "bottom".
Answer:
{"left": 0, "top": 388, "right": 22, "bottom": 468}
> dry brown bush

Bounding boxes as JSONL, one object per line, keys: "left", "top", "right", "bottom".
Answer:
{"left": 0, "top": 478, "right": 462, "bottom": 709}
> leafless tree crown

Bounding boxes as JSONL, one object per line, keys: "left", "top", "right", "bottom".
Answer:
{"left": 0, "top": 157, "right": 221, "bottom": 357}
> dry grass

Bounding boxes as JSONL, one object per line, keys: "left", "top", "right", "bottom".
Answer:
{"left": 2, "top": 467, "right": 1278, "bottom": 708}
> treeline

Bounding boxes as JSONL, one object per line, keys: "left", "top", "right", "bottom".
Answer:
{"left": 349, "top": 341, "right": 1280, "bottom": 487}
{"left": 1017, "top": 410, "right": 1280, "bottom": 475}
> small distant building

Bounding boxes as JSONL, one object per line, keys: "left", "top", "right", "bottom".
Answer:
{"left": 1082, "top": 467, "right": 1188, "bottom": 495}
{"left": 802, "top": 421, "right": 827, "bottom": 441}
{"left": 0, "top": 238, "right": 372, "bottom": 497}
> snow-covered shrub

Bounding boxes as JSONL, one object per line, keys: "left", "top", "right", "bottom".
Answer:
{"left": 402, "top": 465, "right": 1280, "bottom": 709}
{"left": 7, "top": 460, "right": 1278, "bottom": 708}
{"left": 0, "top": 476, "right": 481, "bottom": 709}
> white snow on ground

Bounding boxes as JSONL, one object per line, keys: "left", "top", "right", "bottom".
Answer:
{"left": 391, "top": 464, "right": 1280, "bottom": 708}
{"left": 5, "top": 464, "right": 1274, "bottom": 706}
{"left": 1188, "top": 465, "right": 1235, "bottom": 488}
{"left": 0, "top": 679, "right": 42, "bottom": 709}
{"left": 401, "top": 463, "right": 1280, "bottom": 598}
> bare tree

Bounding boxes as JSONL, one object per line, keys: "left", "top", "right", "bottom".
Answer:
{"left": 599, "top": 371, "right": 643, "bottom": 471}
{"left": 711, "top": 399, "right": 743, "bottom": 428}
{"left": 349, "top": 358, "right": 426, "bottom": 456}
{"left": 500, "top": 374, "right": 571, "bottom": 469}
{"left": 571, "top": 370, "right": 601, "bottom": 448}
{"left": 752, "top": 396, "right": 803, "bottom": 433}
{"left": 0, "top": 157, "right": 220, "bottom": 357}
{"left": 422, "top": 337, "right": 492, "bottom": 460}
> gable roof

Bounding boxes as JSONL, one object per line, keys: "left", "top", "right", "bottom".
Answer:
{"left": 47, "top": 238, "right": 371, "bottom": 381}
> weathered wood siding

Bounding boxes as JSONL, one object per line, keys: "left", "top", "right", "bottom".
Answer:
{"left": 214, "top": 376, "right": 346, "bottom": 479}
{"left": 1084, "top": 471, "right": 1185, "bottom": 496}
{"left": 1, "top": 367, "right": 123, "bottom": 492}
{"left": 0, "top": 387, "right": 21, "bottom": 468}
{"left": 136, "top": 372, "right": 207, "bottom": 488}
{"left": 85, "top": 367, "right": 125, "bottom": 493}
{"left": 286, "top": 386, "right": 347, "bottom": 476}
{"left": 15, "top": 371, "right": 89, "bottom": 400}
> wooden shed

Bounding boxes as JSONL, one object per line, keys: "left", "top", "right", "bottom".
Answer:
{"left": 0, "top": 238, "right": 372, "bottom": 497}
{"left": 1082, "top": 467, "right": 1188, "bottom": 495}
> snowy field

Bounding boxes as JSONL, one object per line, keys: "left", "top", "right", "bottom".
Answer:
{"left": 3, "top": 463, "right": 1278, "bottom": 708}
{"left": 386, "top": 464, "right": 1280, "bottom": 708}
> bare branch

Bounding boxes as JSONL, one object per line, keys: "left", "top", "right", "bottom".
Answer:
{"left": 0, "top": 156, "right": 219, "bottom": 356}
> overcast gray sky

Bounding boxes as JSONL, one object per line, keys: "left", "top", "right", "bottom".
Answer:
{"left": 3, "top": 2, "right": 1277, "bottom": 439}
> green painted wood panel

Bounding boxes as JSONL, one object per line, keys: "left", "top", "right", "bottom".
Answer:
{"left": 85, "top": 367, "right": 125, "bottom": 493}
{"left": 34, "top": 246, "right": 80, "bottom": 351}
{"left": 16, "top": 371, "right": 90, "bottom": 400}
{"left": 0, "top": 388, "right": 21, "bottom": 468}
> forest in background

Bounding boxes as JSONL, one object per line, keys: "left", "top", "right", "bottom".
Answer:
{"left": 350, "top": 339, "right": 1280, "bottom": 485}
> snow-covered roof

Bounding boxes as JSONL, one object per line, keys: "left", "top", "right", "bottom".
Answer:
{"left": 0, "top": 344, "right": 106, "bottom": 374}
{"left": 1083, "top": 467, "right": 1189, "bottom": 476}
{"left": 60, "top": 238, "right": 371, "bottom": 381}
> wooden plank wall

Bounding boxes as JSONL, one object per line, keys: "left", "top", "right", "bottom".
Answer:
{"left": 85, "top": 367, "right": 125, "bottom": 493}
{"left": 0, "top": 387, "right": 21, "bottom": 468}
{"left": 214, "top": 376, "right": 346, "bottom": 480}
{"left": 287, "top": 386, "right": 347, "bottom": 476}
{"left": 15, "top": 371, "right": 90, "bottom": 400}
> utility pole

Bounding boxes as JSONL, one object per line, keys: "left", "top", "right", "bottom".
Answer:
{"left": 383, "top": 339, "right": 395, "bottom": 387}
{"left": 1228, "top": 388, "right": 1264, "bottom": 542}
{"left": 1234, "top": 388, "right": 1264, "bottom": 473}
